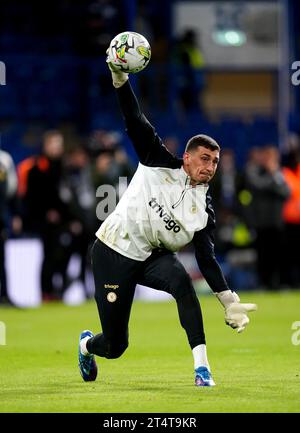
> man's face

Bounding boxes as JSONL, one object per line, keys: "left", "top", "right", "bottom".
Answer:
{"left": 183, "top": 146, "right": 219, "bottom": 185}
{"left": 44, "top": 135, "right": 64, "bottom": 160}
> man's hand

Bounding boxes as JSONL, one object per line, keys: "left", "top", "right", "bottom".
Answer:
{"left": 106, "top": 49, "right": 129, "bottom": 88}
{"left": 224, "top": 302, "right": 257, "bottom": 333}
{"left": 215, "top": 290, "right": 257, "bottom": 333}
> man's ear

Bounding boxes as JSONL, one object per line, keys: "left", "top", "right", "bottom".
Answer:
{"left": 183, "top": 152, "right": 190, "bottom": 164}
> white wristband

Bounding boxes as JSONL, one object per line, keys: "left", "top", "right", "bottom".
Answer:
{"left": 215, "top": 290, "right": 240, "bottom": 308}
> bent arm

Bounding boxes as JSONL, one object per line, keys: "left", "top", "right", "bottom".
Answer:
{"left": 193, "top": 227, "right": 230, "bottom": 293}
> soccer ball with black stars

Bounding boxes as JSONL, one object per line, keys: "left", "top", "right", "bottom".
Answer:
{"left": 107, "top": 31, "right": 151, "bottom": 74}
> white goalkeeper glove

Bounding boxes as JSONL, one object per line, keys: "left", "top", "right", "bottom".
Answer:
{"left": 215, "top": 290, "right": 257, "bottom": 333}
{"left": 106, "top": 49, "right": 129, "bottom": 88}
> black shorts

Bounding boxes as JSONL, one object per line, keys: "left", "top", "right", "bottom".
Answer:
{"left": 91, "top": 239, "right": 195, "bottom": 341}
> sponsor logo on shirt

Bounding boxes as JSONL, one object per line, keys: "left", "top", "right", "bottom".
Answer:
{"left": 149, "top": 197, "right": 181, "bottom": 233}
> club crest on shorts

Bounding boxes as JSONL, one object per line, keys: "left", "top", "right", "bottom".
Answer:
{"left": 107, "top": 292, "right": 117, "bottom": 303}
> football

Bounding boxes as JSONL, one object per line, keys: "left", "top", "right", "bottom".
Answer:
{"left": 107, "top": 31, "right": 151, "bottom": 74}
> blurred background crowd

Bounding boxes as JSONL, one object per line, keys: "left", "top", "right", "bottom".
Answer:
{"left": 1, "top": 0, "right": 300, "bottom": 306}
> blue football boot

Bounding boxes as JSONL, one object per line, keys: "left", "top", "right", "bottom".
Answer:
{"left": 78, "top": 330, "right": 98, "bottom": 382}
{"left": 195, "top": 366, "right": 216, "bottom": 387}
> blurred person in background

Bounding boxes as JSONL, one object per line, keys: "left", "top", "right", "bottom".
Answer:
{"left": 89, "top": 129, "right": 135, "bottom": 224}
{"left": 58, "top": 146, "right": 96, "bottom": 298}
{"left": 245, "top": 145, "right": 290, "bottom": 290}
{"left": 174, "top": 29, "right": 205, "bottom": 112}
{"left": 209, "top": 148, "right": 243, "bottom": 216}
{"left": 0, "top": 148, "right": 21, "bottom": 305}
{"left": 21, "top": 130, "right": 68, "bottom": 301}
{"left": 209, "top": 149, "right": 254, "bottom": 290}
{"left": 208, "top": 148, "right": 240, "bottom": 256}
{"left": 282, "top": 141, "right": 300, "bottom": 288}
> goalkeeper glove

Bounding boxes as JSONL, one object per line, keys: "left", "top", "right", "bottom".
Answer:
{"left": 215, "top": 290, "right": 257, "bottom": 333}
{"left": 106, "top": 49, "right": 129, "bottom": 88}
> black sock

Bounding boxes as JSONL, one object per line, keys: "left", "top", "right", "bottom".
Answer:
{"left": 176, "top": 291, "right": 206, "bottom": 349}
{"left": 87, "top": 333, "right": 108, "bottom": 357}
{"left": 87, "top": 333, "right": 128, "bottom": 359}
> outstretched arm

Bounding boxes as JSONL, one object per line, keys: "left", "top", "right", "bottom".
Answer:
{"left": 116, "top": 80, "right": 164, "bottom": 164}
{"left": 107, "top": 62, "right": 178, "bottom": 167}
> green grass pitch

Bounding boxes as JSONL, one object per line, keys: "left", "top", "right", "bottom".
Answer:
{"left": 0, "top": 290, "right": 300, "bottom": 413}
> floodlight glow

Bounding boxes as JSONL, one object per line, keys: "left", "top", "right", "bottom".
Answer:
{"left": 212, "top": 29, "right": 247, "bottom": 46}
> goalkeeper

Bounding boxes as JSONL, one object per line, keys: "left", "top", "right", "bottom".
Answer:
{"left": 78, "top": 54, "right": 257, "bottom": 387}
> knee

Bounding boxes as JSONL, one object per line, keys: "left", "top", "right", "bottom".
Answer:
{"left": 170, "top": 271, "right": 194, "bottom": 300}
{"left": 106, "top": 339, "right": 128, "bottom": 359}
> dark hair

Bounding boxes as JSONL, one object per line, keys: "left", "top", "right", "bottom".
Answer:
{"left": 185, "top": 134, "right": 220, "bottom": 153}
{"left": 43, "top": 129, "right": 63, "bottom": 143}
